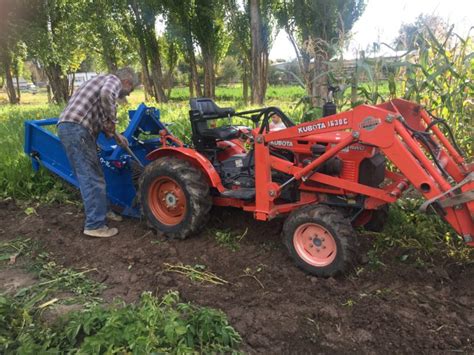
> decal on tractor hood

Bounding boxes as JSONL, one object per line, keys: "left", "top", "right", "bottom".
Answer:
{"left": 270, "top": 140, "right": 294, "bottom": 147}
{"left": 360, "top": 116, "right": 381, "bottom": 131}
{"left": 298, "top": 118, "right": 349, "bottom": 134}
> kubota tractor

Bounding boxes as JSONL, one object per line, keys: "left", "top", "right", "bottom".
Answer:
{"left": 138, "top": 98, "right": 473, "bottom": 277}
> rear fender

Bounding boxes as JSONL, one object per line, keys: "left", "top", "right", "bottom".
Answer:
{"left": 146, "top": 147, "right": 225, "bottom": 192}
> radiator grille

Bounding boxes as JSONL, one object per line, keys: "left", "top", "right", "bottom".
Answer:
{"left": 340, "top": 160, "right": 357, "bottom": 181}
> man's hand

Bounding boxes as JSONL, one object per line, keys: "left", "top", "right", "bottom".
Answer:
{"left": 114, "top": 133, "right": 129, "bottom": 148}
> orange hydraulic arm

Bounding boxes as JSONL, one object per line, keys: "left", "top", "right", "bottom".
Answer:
{"left": 253, "top": 99, "right": 473, "bottom": 245}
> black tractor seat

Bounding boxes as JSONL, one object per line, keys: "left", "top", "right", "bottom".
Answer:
{"left": 190, "top": 98, "right": 239, "bottom": 143}
{"left": 198, "top": 125, "right": 239, "bottom": 140}
{"left": 190, "top": 98, "right": 235, "bottom": 119}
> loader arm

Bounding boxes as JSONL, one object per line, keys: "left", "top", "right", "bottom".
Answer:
{"left": 254, "top": 99, "right": 473, "bottom": 245}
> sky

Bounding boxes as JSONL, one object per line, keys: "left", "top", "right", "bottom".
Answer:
{"left": 269, "top": 0, "right": 474, "bottom": 60}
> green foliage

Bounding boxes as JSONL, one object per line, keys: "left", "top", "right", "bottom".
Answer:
{"left": 0, "top": 291, "right": 241, "bottom": 354}
{"left": 274, "top": 0, "right": 366, "bottom": 106}
{"left": 372, "top": 198, "right": 472, "bottom": 261}
{"left": 218, "top": 56, "right": 241, "bottom": 85}
{"left": 0, "top": 104, "right": 74, "bottom": 201}
{"left": 212, "top": 228, "right": 248, "bottom": 251}
{"left": 59, "top": 291, "right": 240, "bottom": 353}
{"left": 81, "top": 0, "right": 137, "bottom": 72}
{"left": 0, "top": 238, "right": 240, "bottom": 353}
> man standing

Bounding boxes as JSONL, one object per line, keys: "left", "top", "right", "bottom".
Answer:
{"left": 57, "top": 68, "right": 138, "bottom": 238}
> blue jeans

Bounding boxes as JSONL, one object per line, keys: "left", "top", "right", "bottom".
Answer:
{"left": 58, "top": 122, "right": 107, "bottom": 230}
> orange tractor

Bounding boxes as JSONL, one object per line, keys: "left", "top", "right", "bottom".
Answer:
{"left": 138, "top": 98, "right": 473, "bottom": 277}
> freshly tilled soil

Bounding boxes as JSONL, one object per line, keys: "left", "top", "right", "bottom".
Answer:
{"left": 0, "top": 199, "right": 472, "bottom": 353}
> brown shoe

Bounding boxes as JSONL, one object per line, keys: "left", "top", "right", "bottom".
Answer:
{"left": 106, "top": 211, "right": 123, "bottom": 222}
{"left": 83, "top": 226, "right": 118, "bottom": 238}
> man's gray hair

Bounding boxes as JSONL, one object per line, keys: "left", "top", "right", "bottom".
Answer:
{"left": 115, "top": 67, "right": 139, "bottom": 87}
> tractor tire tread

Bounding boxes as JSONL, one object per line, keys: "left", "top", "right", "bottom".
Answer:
{"left": 139, "top": 157, "right": 211, "bottom": 240}
{"left": 283, "top": 204, "right": 356, "bottom": 277}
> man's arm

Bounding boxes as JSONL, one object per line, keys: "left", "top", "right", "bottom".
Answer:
{"left": 100, "top": 75, "right": 122, "bottom": 138}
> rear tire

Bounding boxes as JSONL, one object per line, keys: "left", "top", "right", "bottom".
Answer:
{"left": 283, "top": 205, "right": 356, "bottom": 277}
{"left": 139, "top": 157, "right": 211, "bottom": 239}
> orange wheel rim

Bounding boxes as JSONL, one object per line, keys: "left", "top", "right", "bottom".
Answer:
{"left": 293, "top": 223, "right": 337, "bottom": 267}
{"left": 148, "top": 176, "right": 186, "bottom": 225}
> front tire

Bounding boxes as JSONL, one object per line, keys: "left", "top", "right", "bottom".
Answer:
{"left": 283, "top": 205, "right": 356, "bottom": 277}
{"left": 139, "top": 157, "right": 211, "bottom": 239}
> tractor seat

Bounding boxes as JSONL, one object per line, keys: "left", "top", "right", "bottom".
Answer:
{"left": 190, "top": 98, "right": 239, "bottom": 141}
{"left": 190, "top": 98, "right": 235, "bottom": 119}
{"left": 197, "top": 124, "right": 239, "bottom": 140}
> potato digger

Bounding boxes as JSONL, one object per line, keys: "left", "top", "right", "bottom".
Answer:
{"left": 25, "top": 98, "right": 473, "bottom": 277}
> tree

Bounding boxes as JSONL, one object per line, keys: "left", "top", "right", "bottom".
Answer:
{"left": 275, "top": 0, "right": 365, "bottom": 107}
{"left": 249, "top": 0, "right": 275, "bottom": 104}
{"left": 82, "top": 0, "right": 136, "bottom": 73}
{"left": 227, "top": 3, "right": 252, "bottom": 103}
{"left": 0, "top": 0, "right": 21, "bottom": 104}
{"left": 192, "top": 0, "right": 231, "bottom": 98}
{"left": 394, "top": 14, "right": 449, "bottom": 51}
{"left": 125, "top": 0, "right": 168, "bottom": 102}
{"left": 218, "top": 56, "right": 241, "bottom": 85}
{"left": 20, "top": 0, "right": 87, "bottom": 104}
{"left": 165, "top": 0, "right": 203, "bottom": 97}
{"left": 159, "top": 33, "right": 181, "bottom": 98}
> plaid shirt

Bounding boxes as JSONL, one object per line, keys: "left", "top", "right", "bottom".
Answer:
{"left": 59, "top": 74, "right": 122, "bottom": 138}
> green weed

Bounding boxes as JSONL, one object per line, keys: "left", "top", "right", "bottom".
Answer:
{"left": 0, "top": 238, "right": 34, "bottom": 263}
{"left": 370, "top": 198, "right": 473, "bottom": 261}
{"left": 213, "top": 228, "right": 248, "bottom": 251}
{"left": 0, "top": 239, "right": 241, "bottom": 353}
{"left": 0, "top": 291, "right": 241, "bottom": 354}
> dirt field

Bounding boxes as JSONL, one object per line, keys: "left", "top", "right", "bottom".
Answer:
{"left": 1, "top": 198, "right": 472, "bottom": 353}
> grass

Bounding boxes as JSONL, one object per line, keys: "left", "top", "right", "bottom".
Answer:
{"left": 0, "top": 238, "right": 241, "bottom": 353}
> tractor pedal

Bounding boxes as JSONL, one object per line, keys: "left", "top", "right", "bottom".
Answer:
{"left": 221, "top": 188, "right": 256, "bottom": 200}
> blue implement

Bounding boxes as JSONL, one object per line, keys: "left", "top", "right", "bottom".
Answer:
{"left": 24, "top": 103, "right": 167, "bottom": 218}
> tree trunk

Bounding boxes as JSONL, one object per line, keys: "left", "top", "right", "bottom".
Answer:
{"left": 202, "top": 53, "right": 215, "bottom": 98}
{"left": 103, "top": 50, "right": 118, "bottom": 73}
{"left": 129, "top": 0, "right": 167, "bottom": 103}
{"left": 147, "top": 33, "right": 168, "bottom": 103}
{"left": 312, "top": 54, "right": 329, "bottom": 108}
{"left": 260, "top": 51, "right": 268, "bottom": 102}
{"left": 189, "top": 73, "right": 194, "bottom": 97}
{"left": 69, "top": 72, "right": 75, "bottom": 96}
{"left": 15, "top": 72, "right": 20, "bottom": 103}
{"left": 138, "top": 45, "right": 154, "bottom": 101}
{"left": 186, "top": 37, "right": 202, "bottom": 97}
{"left": 46, "top": 84, "right": 52, "bottom": 103}
{"left": 242, "top": 66, "right": 249, "bottom": 105}
{"left": 1, "top": 54, "right": 18, "bottom": 104}
{"left": 45, "top": 64, "right": 69, "bottom": 104}
{"left": 350, "top": 72, "right": 358, "bottom": 106}
{"left": 250, "top": 0, "right": 266, "bottom": 105}
{"left": 149, "top": 57, "right": 168, "bottom": 103}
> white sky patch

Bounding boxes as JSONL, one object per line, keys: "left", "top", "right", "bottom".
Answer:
{"left": 269, "top": 0, "right": 474, "bottom": 60}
